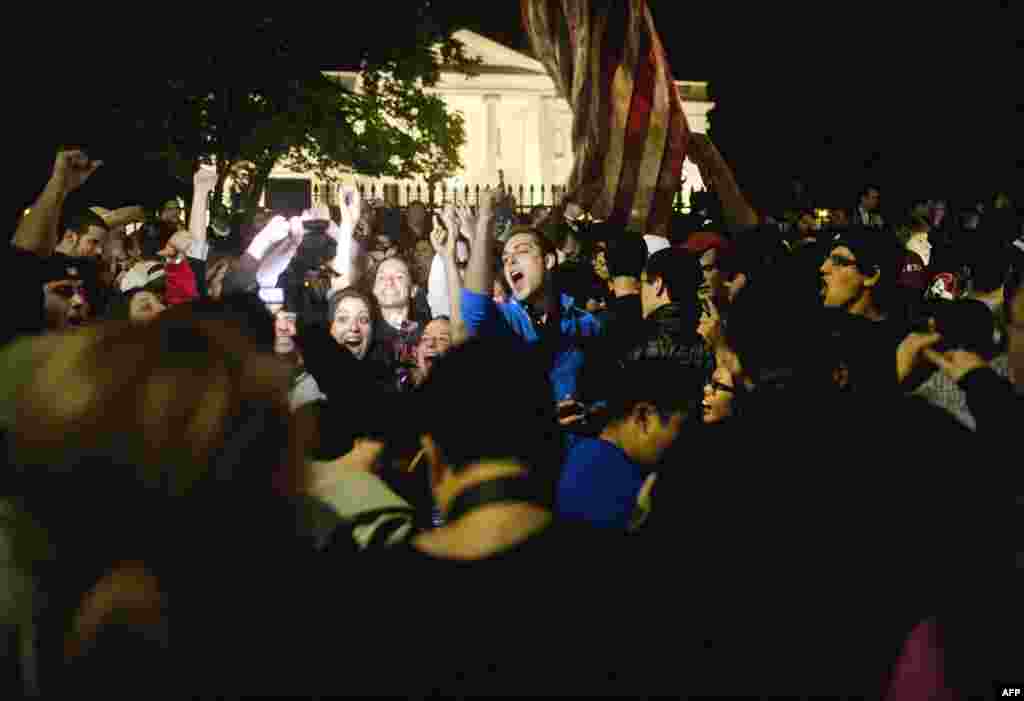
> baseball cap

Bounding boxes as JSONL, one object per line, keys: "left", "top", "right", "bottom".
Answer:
{"left": 120, "top": 261, "right": 166, "bottom": 294}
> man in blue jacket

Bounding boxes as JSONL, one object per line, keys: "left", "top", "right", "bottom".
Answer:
{"left": 458, "top": 194, "right": 602, "bottom": 401}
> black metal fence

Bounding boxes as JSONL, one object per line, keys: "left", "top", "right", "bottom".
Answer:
{"left": 312, "top": 181, "right": 693, "bottom": 213}
{"left": 311, "top": 182, "right": 568, "bottom": 213}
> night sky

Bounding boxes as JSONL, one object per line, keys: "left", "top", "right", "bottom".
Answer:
{"left": 7, "top": 2, "right": 1019, "bottom": 222}
{"left": 472, "top": 1, "right": 1020, "bottom": 212}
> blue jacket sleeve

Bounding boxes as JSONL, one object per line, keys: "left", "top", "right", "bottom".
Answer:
{"left": 460, "top": 288, "right": 514, "bottom": 340}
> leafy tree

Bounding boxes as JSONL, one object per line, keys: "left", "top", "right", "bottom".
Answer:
{"left": 108, "top": 10, "right": 479, "bottom": 230}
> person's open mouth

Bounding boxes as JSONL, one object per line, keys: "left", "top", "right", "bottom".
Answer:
{"left": 509, "top": 269, "right": 525, "bottom": 292}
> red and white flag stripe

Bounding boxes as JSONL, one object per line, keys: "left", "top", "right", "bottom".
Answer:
{"left": 522, "top": 0, "right": 689, "bottom": 236}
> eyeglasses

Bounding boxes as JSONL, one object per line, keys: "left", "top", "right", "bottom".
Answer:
{"left": 709, "top": 381, "right": 735, "bottom": 394}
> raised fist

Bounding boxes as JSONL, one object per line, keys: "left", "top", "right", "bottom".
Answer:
{"left": 194, "top": 165, "right": 218, "bottom": 191}
{"left": 53, "top": 149, "right": 102, "bottom": 195}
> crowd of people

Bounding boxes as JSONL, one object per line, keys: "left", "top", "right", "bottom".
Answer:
{"left": 0, "top": 149, "right": 1019, "bottom": 695}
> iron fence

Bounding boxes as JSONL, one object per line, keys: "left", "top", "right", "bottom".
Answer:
{"left": 312, "top": 181, "right": 692, "bottom": 214}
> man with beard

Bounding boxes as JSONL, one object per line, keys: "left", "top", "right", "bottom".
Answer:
{"left": 5, "top": 150, "right": 102, "bottom": 345}
{"left": 49, "top": 210, "right": 110, "bottom": 313}
{"left": 137, "top": 199, "right": 183, "bottom": 259}
{"left": 54, "top": 210, "right": 109, "bottom": 260}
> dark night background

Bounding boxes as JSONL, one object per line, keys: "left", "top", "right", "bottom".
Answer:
{"left": 6, "top": 2, "right": 1020, "bottom": 223}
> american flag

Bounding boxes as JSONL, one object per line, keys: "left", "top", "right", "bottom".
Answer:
{"left": 522, "top": 0, "right": 689, "bottom": 236}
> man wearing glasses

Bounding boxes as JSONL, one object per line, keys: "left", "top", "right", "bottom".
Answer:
{"left": 820, "top": 229, "right": 906, "bottom": 392}
{"left": 819, "top": 230, "right": 901, "bottom": 322}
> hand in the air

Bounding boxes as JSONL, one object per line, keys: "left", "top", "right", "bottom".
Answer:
{"left": 436, "top": 203, "right": 459, "bottom": 243}
{"left": 338, "top": 188, "right": 363, "bottom": 235}
{"left": 193, "top": 165, "right": 218, "bottom": 191}
{"left": 455, "top": 203, "right": 479, "bottom": 246}
{"left": 475, "top": 190, "right": 500, "bottom": 242}
{"left": 52, "top": 149, "right": 102, "bottom": 195}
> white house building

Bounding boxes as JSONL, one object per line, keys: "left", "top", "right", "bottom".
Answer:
{"left": 261, "top": 30, "right": 713, "bottom": 212}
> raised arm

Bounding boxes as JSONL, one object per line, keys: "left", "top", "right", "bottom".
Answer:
{"left": 326, "top": 187, "right": 363, "bottom": 294}
{"left": 222, "top": 215, "right": 297, "bottom": 296}
{"left": 189, "top": 166, "right": 218, "bottom": 245}
{"left": 462, "top": 190, "right": 499, "bottom": 296}
{"left": 435, "top": 204, "right": 468, "bottom": 345}
{"left": 13, "top": 150, "right": 102, "bottom": 256}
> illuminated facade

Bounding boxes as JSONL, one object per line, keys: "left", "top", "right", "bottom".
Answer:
{"left": 259, "top": 30, "right": 713, "bottom": 210}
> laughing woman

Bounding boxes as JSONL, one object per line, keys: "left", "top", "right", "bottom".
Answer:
{"left": 289, "top": 287, "right": 397, "bottom": 412}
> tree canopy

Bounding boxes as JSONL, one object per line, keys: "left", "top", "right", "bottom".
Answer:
{"left": 90, "top": 9, "right": 480, "bottom": 225}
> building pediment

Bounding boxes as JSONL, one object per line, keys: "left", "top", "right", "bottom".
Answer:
{"left": 447, "top": 30, "right": 548, "bottom": 75}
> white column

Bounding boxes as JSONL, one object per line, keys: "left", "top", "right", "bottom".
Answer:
{"left": 522, "top": 95, "right": 544, "bottom": 205}
{"left": 484, "top": 94, "right": 501, "bottom": 185}
{"left": 539, "top": 96, "right": 556, "bottom": 191}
